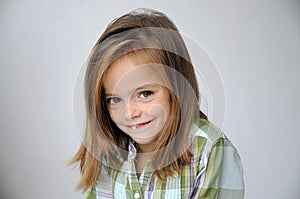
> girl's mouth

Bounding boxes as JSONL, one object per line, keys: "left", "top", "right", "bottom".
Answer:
{"left": 128, "top": 120, "right": 152, "bottom": 130}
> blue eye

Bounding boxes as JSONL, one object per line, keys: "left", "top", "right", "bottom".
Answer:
{"left": 106, "top": 97, "right": 121, "bottom": 105}
{"left": 139, "top": 91, "right": 153, "bottom": 99}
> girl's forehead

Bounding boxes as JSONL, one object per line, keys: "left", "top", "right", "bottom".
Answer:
{"left": 102, "top": 56, "right": 166, "bottom": 95}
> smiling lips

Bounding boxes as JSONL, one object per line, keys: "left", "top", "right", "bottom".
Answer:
{"left": 128, "top": 120, "right": 152, "bottom": 130}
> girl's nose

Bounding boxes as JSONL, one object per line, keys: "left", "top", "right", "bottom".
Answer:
{"left": 126, "top": 100, "right": 142, "bottom": 119}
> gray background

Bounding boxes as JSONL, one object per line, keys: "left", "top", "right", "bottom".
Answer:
{"left": 0, "top": 0, "right": 299, "bottom": 198}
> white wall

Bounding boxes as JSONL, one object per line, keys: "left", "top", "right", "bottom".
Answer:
{"left": 0, "top": 0, "right": 299, "bottom": 198}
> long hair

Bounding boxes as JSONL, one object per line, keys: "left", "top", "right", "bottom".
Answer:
{"left": 69, "top": 8, "right": 207, "bottom": 190}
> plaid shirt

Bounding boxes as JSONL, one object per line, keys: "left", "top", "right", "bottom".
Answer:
{"left": 86, "top": 119, "right": 244, "bottom": 198}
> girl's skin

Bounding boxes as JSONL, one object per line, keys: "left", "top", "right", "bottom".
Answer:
{"left": 102, "top": 55, "right": 171, "bottom": 176}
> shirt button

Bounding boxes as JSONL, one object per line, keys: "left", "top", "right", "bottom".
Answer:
{"left": 134, "top": 192, "right": 140, "bottom": 198}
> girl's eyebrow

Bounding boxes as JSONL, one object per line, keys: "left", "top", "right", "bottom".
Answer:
{"left": 103, "top": 91, "right": 115, "bottom": 97}
{"left": 135, "top": 83, "right": 157, "bottom": 91}
{"left": 104, "top": 93, "right": 113, "bottom": 97}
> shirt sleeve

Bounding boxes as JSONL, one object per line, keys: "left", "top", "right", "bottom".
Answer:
{"left": 196, "top": 138, "right": 245, "bottom": 199}
{"left": 86, "top": 187, "right": 96, "bottom": 199}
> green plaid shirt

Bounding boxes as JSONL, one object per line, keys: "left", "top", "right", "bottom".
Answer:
{"left": 86, "top": 119, "right": 244, "bottom": 198}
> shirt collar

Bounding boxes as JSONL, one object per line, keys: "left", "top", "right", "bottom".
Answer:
{"left": 128, "top": 140, "right": 137, "bottom": 159}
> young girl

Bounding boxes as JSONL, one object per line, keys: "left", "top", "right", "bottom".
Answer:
{"left": 70, "top": 8, "right": 244, "bottom": 199}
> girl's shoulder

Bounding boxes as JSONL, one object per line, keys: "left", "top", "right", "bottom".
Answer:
{"left": 195, "top": 118, "right": 225, "bottom": 144}
{"left": 191, "top": 118, "right": 240, "bottom": 162}
{"left": 191, "top": 119, "right": 225, "bottom": 154}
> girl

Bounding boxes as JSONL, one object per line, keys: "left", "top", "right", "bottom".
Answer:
{"left": 70, "top": 8, "right": 244, "bottom": 199}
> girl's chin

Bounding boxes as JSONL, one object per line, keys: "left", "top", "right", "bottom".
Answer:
{"left": 132, "top": 135, "right": 158, "bottom": 145}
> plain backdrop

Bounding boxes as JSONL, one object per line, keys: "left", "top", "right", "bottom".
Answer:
{"left": 0, "top": 0, "right": 299, "bottom": 198}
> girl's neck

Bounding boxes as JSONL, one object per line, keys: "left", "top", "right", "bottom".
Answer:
{"left": 136, "top": 142, "right": 155, "bottom": 153}
{"left": 135, "top": 148, "right": 153, "bottom": 179}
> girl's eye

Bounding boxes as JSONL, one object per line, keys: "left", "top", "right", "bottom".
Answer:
{"left": 106, "top": 97, "right": 121, "bottom": 105}
{"left": 139, "top": 91, "right": 153, "bottom": 99}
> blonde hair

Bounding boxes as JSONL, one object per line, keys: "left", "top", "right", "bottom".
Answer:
{"left": 69, "top": 8, "right": 207, "bottom": 190}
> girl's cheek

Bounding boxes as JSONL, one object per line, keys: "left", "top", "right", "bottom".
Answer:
{"left": 108, "top": 109, "right": 118, "bottom": 123}
{"left": 149, "top": 104, "right": 168, "bottom": 119}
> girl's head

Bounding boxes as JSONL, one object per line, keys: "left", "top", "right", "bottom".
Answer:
{"left": 102, "top": 51, "right": 172, "bottom": 150}
{"left": 72, "top": 8, "right": 206, "bottom": 189}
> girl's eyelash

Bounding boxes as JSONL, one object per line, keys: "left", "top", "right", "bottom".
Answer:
{"left": 139, "top": 90, "right": 154, "bottom": 99}
{"left": 106, "top": 90, "right": 154, "bottom": 105}
{"left": 106, "top": 97, "right": 121, "bottom": 105}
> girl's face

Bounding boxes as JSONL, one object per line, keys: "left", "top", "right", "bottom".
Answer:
{"left": 102, "top": 55, "right": 171, "bottom": 148}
